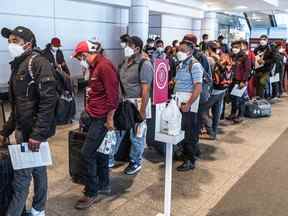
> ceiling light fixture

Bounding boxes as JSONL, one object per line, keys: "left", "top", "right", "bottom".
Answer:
{"left": 235, "top": 5, "right": 248, "bottom": 10}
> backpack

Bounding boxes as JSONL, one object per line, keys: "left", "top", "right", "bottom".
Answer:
{"left": 114, "top": 58, "right": 149, "bottom": 131}
{"left": 193, "top": 51, "right": 213, "bottom": 103}
{"left": 212, "top": 57, "right": 233, "bottom": 90}
{"left": 30, "top": 50, "right": 73, "bottom": 95}
{"left": 28, "top": 52, "right": 76, "bottom": 126}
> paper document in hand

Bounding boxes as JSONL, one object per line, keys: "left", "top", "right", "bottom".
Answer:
{"left": 175, "top": 92, "right": 200, "bottom": 113}
{"left": 230, "top": 85, "right": 247, "bottom": 98}
{"left": 8, "top": 142, "right": 52, "bottom": 170}
{"left": 270, "top": 73, "right": 280, "bottom": 84}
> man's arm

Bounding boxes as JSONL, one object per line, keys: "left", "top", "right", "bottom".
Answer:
{"left": 139, "top": 60, "right": 153, "bottom": 119}
{"left": 99, "top": 64, "right": 119, "bottom": 129}
{"left": 140, "top": 83, "right": 150, "bottom": 120}
{"left": 30, "top": 57, "right": 58, "bottom": 143}
{"left": 182, "top": 62, "right": 203, "bottom": 112}
{"left": 0, "top": 108, "right": 16, "bottom": 142}
{"left": 181, "top": 83, "right": 202, "bottom": 113}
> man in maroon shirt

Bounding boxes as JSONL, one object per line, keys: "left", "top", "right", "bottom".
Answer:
{"left": 72, "top": 40, "right": 119, "bottom": 209}
{"left": 229, "top": 40, "right": 250, "bottom": 123}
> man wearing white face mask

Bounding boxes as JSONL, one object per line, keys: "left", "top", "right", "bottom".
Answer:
{"left": 227, "top": 40, "right": 250, "bottom": 123}
{"left": 0, "top": 26, "right": 58, "bottom": 216}
{"left": 174, "top": 34, "right": 204, "bottom": 172}
{"left": 72, "top": 40, "right": 119, "bottom": 209}
{"left": 120, "top": 34, "right": 130, "bottom": 49}
{"left": 112, "top": 36, "right": 153, "bottom": 175}
{"left": 42, "top": 37, "right": 70, "bottom": 76}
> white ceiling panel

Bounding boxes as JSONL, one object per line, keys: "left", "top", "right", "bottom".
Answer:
{"left": 204, "top": 0, "right": 288, "bottom": 12}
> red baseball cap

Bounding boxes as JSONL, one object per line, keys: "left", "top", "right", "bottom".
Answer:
{"left": 72, "top": 40, "right": 102, "bottom": 58}
{"left": 51, "top": 37, "right": 61, "bottom": 47}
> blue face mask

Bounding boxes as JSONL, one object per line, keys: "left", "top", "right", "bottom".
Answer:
{"left": 157, "top": 47, "right": 164, "bottom": 53}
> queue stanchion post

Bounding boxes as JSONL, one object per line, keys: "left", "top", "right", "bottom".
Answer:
{"left": 155, "top": 103, "right": 184, "bottom": 216}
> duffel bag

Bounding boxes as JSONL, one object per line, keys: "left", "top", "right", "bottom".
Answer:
{"left": 245, "top": 99, "right": 272, "bottom": 118}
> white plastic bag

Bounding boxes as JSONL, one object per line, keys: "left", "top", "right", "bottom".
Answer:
{"left": 160, "top": 99, "right": 182, "bottom": 136}
{"left": 97, "top": 131, "right": 117, "bottom": 155}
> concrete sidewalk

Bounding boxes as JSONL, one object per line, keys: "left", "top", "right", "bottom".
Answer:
{"left": 41, "top": 98, "right": 288, "bottom": 216}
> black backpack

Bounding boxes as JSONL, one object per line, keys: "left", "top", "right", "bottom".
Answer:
{"left": 29, "top": 50, "right": 72, "bottom": 95}
{"left": 114, "top": 59, "right": 148, "bottom": 131}
{"left": 193, "top": 50, "right": 213, "bottom": 103}
{"left": 28, "top": 51, "right": 76, "bottom": 125}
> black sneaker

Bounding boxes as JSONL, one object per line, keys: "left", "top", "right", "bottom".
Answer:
{"left": 98, "top": 185, "right": 112, "bottom": 195}
{"left": 124, "top": 162, "right": 142, "bottom": 175}
{"left": 176, "top": 160, "right": 195, "bottom": 172}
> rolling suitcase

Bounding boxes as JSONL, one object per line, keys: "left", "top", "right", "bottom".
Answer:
{"left": 68, "top": 128, "right": 86, "bottom": 185}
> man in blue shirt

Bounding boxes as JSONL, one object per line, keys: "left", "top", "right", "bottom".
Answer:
{"left": 174, "top": 34, "right": 203, "bottom": 172}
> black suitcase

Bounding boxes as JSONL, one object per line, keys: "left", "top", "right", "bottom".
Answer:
{"left": 68, "top": 128, "right": 86, "bottom": 185}
{"left": 0, "top": 149, "right": 13, "bottom": 216}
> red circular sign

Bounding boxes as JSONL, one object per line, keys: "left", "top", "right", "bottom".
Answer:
{"left": 155, "top": 62, "right": 168, "bottom": 90}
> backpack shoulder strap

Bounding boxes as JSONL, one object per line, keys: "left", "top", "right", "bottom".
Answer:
{"left": 28, "top": 54, "right": 39, "bottom": 80}
{"left": 188, "top": 57, "right": 199, "bottom": 73}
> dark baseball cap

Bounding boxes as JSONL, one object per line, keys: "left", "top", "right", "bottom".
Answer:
{"left": 182, "top": 33, "right": 198, "bottom": 46}
{"left": 1, "top": 26, "right": 36, "bottom": 47}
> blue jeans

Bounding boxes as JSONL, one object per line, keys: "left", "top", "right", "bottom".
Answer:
{"left": 81, "top": 118, "right": 109, "bottom": 197}
{"left": 199, "top": 92, "right": 225, "bottom": 134}
{"left": 111, "top": 122, "right": 147, "bottom": 166}
{"left": 6, "top": 167, "right": 47, "bottom": 216}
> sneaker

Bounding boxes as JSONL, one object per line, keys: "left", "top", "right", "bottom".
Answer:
{"left": 98, "top": 185, "right": 112, "bottom": 195}
{"left": 233, "top": 117, "right": 244, "bottom": 124}
{"left": 219, "top": 119, "right": 234, "bottom": 126}
{"left": 199, "top": 133, "right": 216, "bottom": 140}
{"left": 108, "top": 160, "right": 115, "bottom": 168}
{"left": 31, "top": 208, "right": 45, "bottom": 216}
{"left": 226, "top": 114, "right": 237, "bottom": 121}
{"left": 74, "top": 196, "right": 100, "bottom": 210}
{"left": 124, "top": 162, "right": 142, "bottom": 175}
{"left": 176, "top": 160, "right": 195, "bottom": 172}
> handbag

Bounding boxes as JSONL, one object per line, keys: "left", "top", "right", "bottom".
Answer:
{"left": 97, "top": 131, "right": 117, "bottom": 155}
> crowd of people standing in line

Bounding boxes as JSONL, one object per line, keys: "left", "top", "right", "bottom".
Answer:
{"left": 1, "top": 24, "right": 288, "bottom": 215}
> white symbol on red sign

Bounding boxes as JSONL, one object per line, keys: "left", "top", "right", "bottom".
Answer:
{"left": 153, "top": 59, "right": 169, "bottom": 104}
{"left": 155, "top": 62, "right": 168, "bottom": 90}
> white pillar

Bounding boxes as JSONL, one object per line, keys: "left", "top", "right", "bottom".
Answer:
{"left": 202, "top": 12, "right": 218, "bottom": 40}
{"left": 128, "top": 0, "right": 149, "bottom": 41}
{"left": 192, "top": 19, "right": 202, "bottom": 41}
